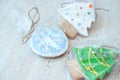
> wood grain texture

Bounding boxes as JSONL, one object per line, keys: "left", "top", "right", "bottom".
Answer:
{"left": 0, "top": 0, "right": 120, "bottom": 80}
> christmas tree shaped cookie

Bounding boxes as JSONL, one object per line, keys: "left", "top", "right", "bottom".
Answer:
{"left": 58, "top": 2, "right": 95, "bottom": 36}
{"left": 73, "top": 47, "right": 117, "bottom": 80}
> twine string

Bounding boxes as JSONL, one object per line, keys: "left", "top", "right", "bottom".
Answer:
{"left": 22, "top": 7, "right": 40, "bottom": 45}
{"left": 95, "top": 8, "right": 109, "bottom": 20}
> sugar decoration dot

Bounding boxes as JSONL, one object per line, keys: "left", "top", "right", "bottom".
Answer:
{"left": 80, "top": 7, "right": 83, "bottom": 9}
{"left": 71, "top": 18, "right": 74, "bottom": 21}
{"left": 77, "top": 22, "right": 81, "bottom": 27}
{"left": 87, "top": 12, "right": 91, "bottom": 15}
{"left": 89, "top": 4, "right": 93, "bottom": 8}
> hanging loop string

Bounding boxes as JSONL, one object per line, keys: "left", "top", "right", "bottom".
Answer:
{"left": 95, "top": 8, "right": 109, "bottom": 20}
{"left": 22, "top": 7, "right": 40, "bottom": 44}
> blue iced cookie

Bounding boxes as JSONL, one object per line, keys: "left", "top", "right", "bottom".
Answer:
{"left": 30, "top": 27, "right": 68, "bottom": 57}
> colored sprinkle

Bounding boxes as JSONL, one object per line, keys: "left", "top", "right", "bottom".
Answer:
{"left": 77, "top": 22, "right": 81, "bottom": 26}
{"left": 87, "top": 12, "right": 91, "bottom": 15}
{"left": 89, "top": 4, "right": 93, "bottom": 8}
{"left": 80, "top": 7, "right": 83, "bottom": 9}
{"left": 71, "top": 18, "right": 74, "bottom": 21}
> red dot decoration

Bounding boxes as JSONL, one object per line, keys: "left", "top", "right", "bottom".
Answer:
{"left": 89, "top": 4, "right": 93, "bottom": 8}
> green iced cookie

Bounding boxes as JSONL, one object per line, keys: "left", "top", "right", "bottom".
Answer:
{"left": 73, "top": 47, "right": 118, "bottom": 80}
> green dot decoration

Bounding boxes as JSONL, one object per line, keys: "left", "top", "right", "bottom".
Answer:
{"left": 87, "top": 12, "right": 91, "bottom": 15}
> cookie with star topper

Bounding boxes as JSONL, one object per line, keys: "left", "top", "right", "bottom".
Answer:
{"left": 58, "top": 2, "right": 95, "bottom": 36}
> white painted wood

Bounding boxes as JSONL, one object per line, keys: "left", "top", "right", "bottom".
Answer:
{"left": 0, "top": 0, "right": 120, "bottom": 80}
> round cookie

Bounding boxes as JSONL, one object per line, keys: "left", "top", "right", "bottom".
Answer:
{"left": 30, "top": 27, "right": 68, "bottom": 58}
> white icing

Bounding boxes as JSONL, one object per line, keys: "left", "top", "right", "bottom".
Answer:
{"left": 58, "top": 2, "right": 95, "bottom": 36}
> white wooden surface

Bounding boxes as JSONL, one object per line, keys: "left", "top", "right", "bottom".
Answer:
{"left": 0, "top": 0, "right": 120, "bottom": 80}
